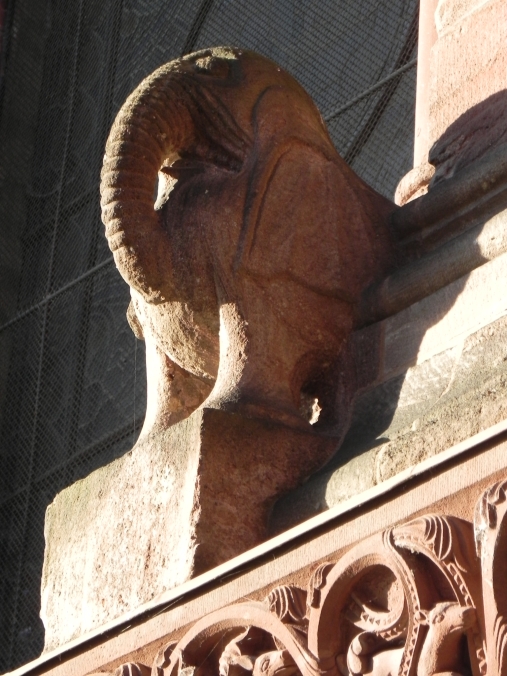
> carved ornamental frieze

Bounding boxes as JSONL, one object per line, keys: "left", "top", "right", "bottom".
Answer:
{"left": 96, "top": 478, "right": 507, "bottom": 676}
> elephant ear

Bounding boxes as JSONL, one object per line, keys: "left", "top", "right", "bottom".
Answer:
{"left": 237, "top": 139, "right": 383, "bottom": 304}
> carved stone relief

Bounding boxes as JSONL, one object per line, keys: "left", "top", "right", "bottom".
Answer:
{"left": 89, "top": 45, "right": 400, "bottom": 594}
{"left": 100, "top": 45, "right": 395, "bottom": 439}
{"left": 100, "top": 478, "right": 507, "bottom": 676}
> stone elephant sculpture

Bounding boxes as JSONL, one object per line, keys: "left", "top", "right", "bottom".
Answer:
{"left": 100, "top": 47, "right": 394, "bottom": 437}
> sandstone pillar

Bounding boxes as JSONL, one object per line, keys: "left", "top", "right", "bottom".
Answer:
{"left": 413, "top": 0, "right": 438, "bottom": 168}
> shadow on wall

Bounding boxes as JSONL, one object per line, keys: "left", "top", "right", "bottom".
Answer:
{"left": 268, "top": 232, "right": 479, "bottom": 533}
{"left": 429, "top": 88, "right": 507, "bottom": 185}
{"left": 269, "top": 90, "right": 507, "bottom": 533}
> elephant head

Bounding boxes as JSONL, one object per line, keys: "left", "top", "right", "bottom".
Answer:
{"left": 100, "top": 47, "right": 394, "bottom": 437}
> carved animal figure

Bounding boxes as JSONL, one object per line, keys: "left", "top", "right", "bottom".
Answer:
{"left": 100, "top": 47, "right": 394, "bottom": 436}
{"left": 417, "top": 603, "right": 476, "bottom": 676}
{"left": 339, "top": 603, "right": 475, "bottom": 676}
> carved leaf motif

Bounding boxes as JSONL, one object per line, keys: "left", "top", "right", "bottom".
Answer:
{"left": 219, "top": 628, "right": 256, "bottom": 676}
{"left": 218, "top": 628, "right": 301, "bottom": 676}
{"left": 267, "top": 586, "right": 307, "bottom": 625}
{"left": 474, "top": 479, "right": 507, "bottom": 554}
{"left": 381, "top": 530, "right": 429, "bottom": 676}
{"left": 345, "top": 631, "right": 398, "bottom": 675}
{"left": 180, "top": 667, "right": 208, "bottom": 676}
{"left": 392, "top": 515, "right": 480, "bottom": 610}
{"left": 392, "top": 515, "right": 454, "bottom": 562}
{"left": 307, "top": 563, "right": 334, "bottom": 609}
{"left": 474, "top": 479, "right": 507, "bottom": 676}
{"left": 493, "top": 615, "right": 507, "bottom": 671}
{"left": 152, "top": 641, "right": 178, "bottom": 675}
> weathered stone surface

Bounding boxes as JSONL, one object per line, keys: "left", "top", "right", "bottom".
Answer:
{"left": 41, "top": 416, "right": 203, "bottom": 652}
{"left": 394, "top": 162, "right": 435, "bottom": 205}
{"left": 41, "top": 407, "right": 337, "bottom": 651}
{"left": 364, "top": 208, "right": 507, "bottom": 329}
{"left": 271, "top": 257, "right": 507, "bottom": 532}
{"left": 383, "top": 250, "right": 507, "bottom": 375}
{"left": 429, "top": 92, "right": 507, "bottom": 186}
{"left": 374, "top": 318, "right": 507, "bottom": 482}
{"left": 435, "top": 0, "right": 494, "bottom": 34}
{"left": 393, "top": 141, "right": 507, "bottom": 246}
{"left": 100, "top": 46, "right": 394, "bottom": 437}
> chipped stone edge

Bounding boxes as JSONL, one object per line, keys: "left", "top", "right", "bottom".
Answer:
{"left": 9, "top": 416, "right": 507, "bottom": 676}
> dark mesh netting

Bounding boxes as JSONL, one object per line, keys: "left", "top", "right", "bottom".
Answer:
{"left": 0, "top": 0, "right": 418, "bottom": 670}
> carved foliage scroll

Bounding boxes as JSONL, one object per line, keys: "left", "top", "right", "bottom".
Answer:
{"left": 474, "top": 479, "right": 507, "bottom": 676}
{"left": 108, "top": 478, "right": 507, "bottom": 676}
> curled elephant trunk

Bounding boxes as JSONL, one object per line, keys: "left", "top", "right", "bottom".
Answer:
{"left": 100, "top": 50, "right": 249, "bottom": 303}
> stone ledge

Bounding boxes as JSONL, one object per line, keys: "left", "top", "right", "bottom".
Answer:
{"left": 9, "top": 419, "right": 507, "bottom": 676}
{"left": 271, "top": 258, "right": 507, "bottom": 532}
